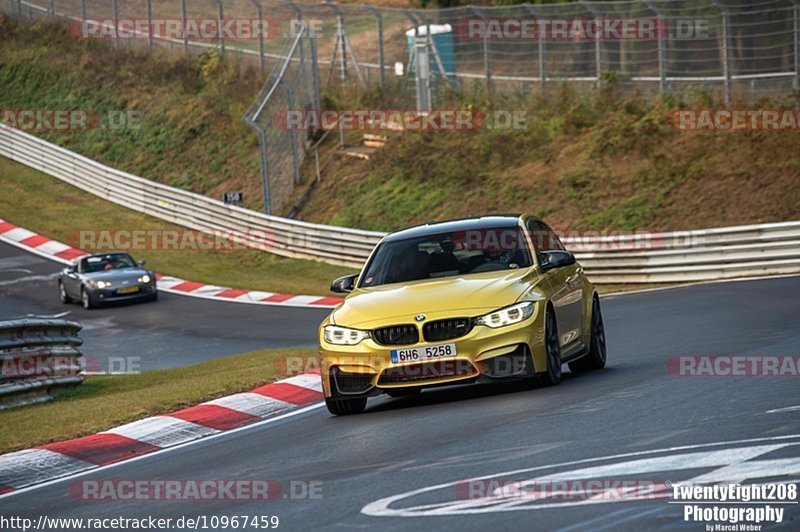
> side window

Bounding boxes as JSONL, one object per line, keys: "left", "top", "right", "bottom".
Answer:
{"left": 527, "top": 220, "right": 566, "bottom": 253}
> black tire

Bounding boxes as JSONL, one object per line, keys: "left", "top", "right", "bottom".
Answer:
{"left": 59, "top": 281, "right": 73, "bottom": 304}
{"left": 81, "top": 287, "right": 95, "bottom": 310}
{"left": 149, "top": 291, "right": 158, "bottom": 302}
{"left": 537, "top": 307, "right": 562, "bottom": 386}
{"left": 325, "top": 397, "right": 367, "bottom": 415}
{"left": 386, "top": 388, "right": 420, "bottom": 398}
{"left": 569, "top": 296, "right": 607, "bottom": 373}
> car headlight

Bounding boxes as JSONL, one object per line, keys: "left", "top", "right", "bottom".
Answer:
{"left": 476, "top": 301, "right": 535, "bottom": 328}
{"left": 138, "top": 275, "right": 151, "bottom": 283}
{"left": 323, "top": 325, "right": 370, "bottom": 345}
{"left": 95, "top": 281, "right": 110, "bottom": 289}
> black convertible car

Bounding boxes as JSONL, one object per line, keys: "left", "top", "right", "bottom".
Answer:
{"left": 59, "top": 252, "right": 158, "bottom": 309}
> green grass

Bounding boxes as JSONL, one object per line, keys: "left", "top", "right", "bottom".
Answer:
{"left": 0, "top": 347, "right": 317, "bottom": 454}
{"left": 0, "top": 157, "right": 356, "bottom": 295}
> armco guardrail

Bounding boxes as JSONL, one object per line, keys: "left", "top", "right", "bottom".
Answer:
{"left": 0, "top": 319, "right": 84, "bottom": 409}
{"left": 1, "top": 124, "right": 799, "bottom": 282}
{"left": 0, "top": 124, "right": 382, "bottom": 268}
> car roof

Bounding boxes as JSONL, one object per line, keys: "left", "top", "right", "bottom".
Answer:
{"left": 383, "top": 215, "right": 526, "bottom": 242}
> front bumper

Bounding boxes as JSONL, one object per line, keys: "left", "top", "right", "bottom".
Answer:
{"left": 318, "top": 303, "right": 547, "bottom": 398}
{"left": 90, "top": 283, "right": 157, "bottom": 303}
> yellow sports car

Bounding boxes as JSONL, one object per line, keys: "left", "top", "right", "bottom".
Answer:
{"left": 318, "top": 215, "right": 607, "bottom": 415}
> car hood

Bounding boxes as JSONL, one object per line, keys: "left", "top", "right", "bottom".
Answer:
{"left": 84, "top": 268, "right": 149, "bottom": 281}
{"left": 331, "top": 268, "right": 541, "bottom": 328}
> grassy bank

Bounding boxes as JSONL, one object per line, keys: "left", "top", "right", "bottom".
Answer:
{"left": 300, "top": 82, "right": 800, "bottom": 232}
{"left": 0, "top": 157, "right": 355, "bottom": 295}
{"left": 0, "top": 347, "right": 317, "bottom": 454}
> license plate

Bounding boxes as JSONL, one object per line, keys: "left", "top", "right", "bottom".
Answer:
{"left": 391, "top": 343, "right": 457, "bottom": 364}
{"left": 118, "top": 286, "right": 140, "bottom": 294}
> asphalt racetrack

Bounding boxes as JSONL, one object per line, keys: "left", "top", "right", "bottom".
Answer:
{"left": 0, "top": 240, "right": 329, "bottom": 370}
{"left": 0, "top": 236, "right": 798, "bottom": 531}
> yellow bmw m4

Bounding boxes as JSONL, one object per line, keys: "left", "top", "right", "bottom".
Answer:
{"left": 318, "top": 215, "right": 607, "bottom": 415}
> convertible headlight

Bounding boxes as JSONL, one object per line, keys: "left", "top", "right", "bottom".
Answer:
{"left": 95, "top": 281, "right": 110, "bottom": 289}
{"left": 476, "top": 302, "right": 535, "bottom": 328}
{"left": 138, "top": 275, "right": 151, "bottom": 283}
{"left": 323, "top": 325, "right": 370, "bottom": 345}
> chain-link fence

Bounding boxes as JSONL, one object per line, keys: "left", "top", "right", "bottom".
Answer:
{"left": 244, "top": 23, "right": 318, "bottom": 215}
{"left": 6, "top": 0, "right": 798, "bottom": 97}
{"left": 3, "top": 0, "right": 800, "bottom": 212}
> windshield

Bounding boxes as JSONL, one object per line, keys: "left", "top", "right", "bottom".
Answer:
{"left": 359, "top": 227, "right": 532, "bottom": 288}
{"left": 82, "top": 254, "right": 137, "bottom": 273}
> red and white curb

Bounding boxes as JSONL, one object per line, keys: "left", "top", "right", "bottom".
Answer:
{"left": 0, "top": 371, "right": 324, "bottom": 495}
{"left": 0, "top": 218, "right": 344, "bottom": 308}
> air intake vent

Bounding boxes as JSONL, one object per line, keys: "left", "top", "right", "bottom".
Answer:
{"left": 372, "top": 325, "right": 419, "bottom": 346}
{"left": 423, "top": 318, "right": 473, "bottom": 342}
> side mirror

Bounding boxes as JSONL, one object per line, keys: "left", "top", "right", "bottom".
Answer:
{"left": 67, "top": 264, "right": 76, "bottom": 273}
{"left": 137, "top": 259, "right": 146, "bottom": 266}
{"left": 539, "top": 250, "right": 576, "bottom": 272}
{"left": 330, "top": 273, "right": 358, "bottom": 293}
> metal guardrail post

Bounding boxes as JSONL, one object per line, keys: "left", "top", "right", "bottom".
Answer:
{"left": 713, "top": 0, "right": 732, "bottom": 104}
{"left": 80, "top": 0, "right": 86, "bottom": 21}
{"left": 645, "top": 1, "right": 667, "bottom": 94}
{"left": 364, "top": 4, "right": 384, "bottom": 87}
{"left": 49, "top": 0, "right": 54, "bottom": 20}
{"left": 111, "top": 0, "right": 119, "bottom": 49}
{"left": 250, "top": 0, "right": 265, "bottom": 72}
{"left": 146, "top": 0, "right": 153, "bottom": 49}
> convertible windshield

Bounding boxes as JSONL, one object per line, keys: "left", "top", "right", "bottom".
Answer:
{"left": 360, "top": 227, "right": 532, "bottom": 288}
{"left": 82, "top": 254, "right": 136, "bottom": 273}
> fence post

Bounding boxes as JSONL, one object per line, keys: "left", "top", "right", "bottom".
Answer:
{"left": 713, "top": 1, "right": 732, "bottom": 104}
{"left": 525, "top": 5, "right": 545, "bottom": 92}
{"left": 250, "top": 0, "right": 265, "bottom": 72}
{"left": 579, "top": 1, "right": 603, "bottom": 85}
{"left": 645, "top": 0, "right": 667, "bottom": 94}
{"left": 364, "top": 4, "right": 384, "bottom": 87}
{"left": 471, "top": 7, "right": 492, "bottom": 96}
{"left": 794, "top": 0, "right": 800, "bottom": 90}
{"left": 310, "top": 28, "right": 321, "bottom": 110}
{"left": 257, "top": 128, "right": 271, "bottom": 214}
{"left": 146, "top": 0, "right": 152, "bottom": 49}
{"left": 180, "top": 0, "right": 188, "bottom": 53}
{"left": 285, "top": 85, "right": 301, "bottom": 186}
{"left": 215, "top": 0, "right": 225, "bottom": 57}
{"left": 111, "top": 0, "right": 119, "bottom": 49}
{"left": 49, "top": 0, "right": 54, "bottom": 19}
{"left": 81, "top": 0, "right": 86, "bottom": 21}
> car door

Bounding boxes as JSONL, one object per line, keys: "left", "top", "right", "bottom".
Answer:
{"left": 528, "top": 220, "right": 585, "bottom": 351}
{"left": 63, "top": 261, "right": 82, "bottom": 298}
